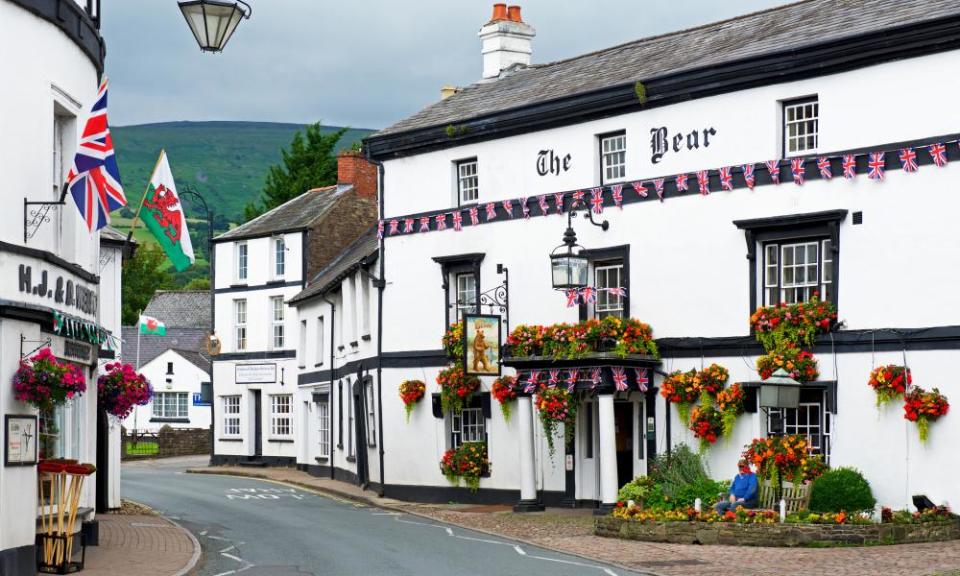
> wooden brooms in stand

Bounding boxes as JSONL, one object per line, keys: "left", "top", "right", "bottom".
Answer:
{"left": 37, "top": 460, "right": 96, "bottom": 574}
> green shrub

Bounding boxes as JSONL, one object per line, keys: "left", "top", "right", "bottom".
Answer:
{"left": 618, "top": 476, "right": 654, "bottom": 504}
{"left": 644, "top": 444, "right": 727, "bottom": 510}
{"left": 809, "top": 467, "right": 876, "bottom": 513}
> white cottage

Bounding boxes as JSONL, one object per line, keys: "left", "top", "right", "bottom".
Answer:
{"left": 362, "top": 1, "right": 960, "bottom": 513}
{"left": 0, "top": 0, "right": 124, "bottom": 571}
{"left": 211, "top": 152, "right": 378, "bottom": 467}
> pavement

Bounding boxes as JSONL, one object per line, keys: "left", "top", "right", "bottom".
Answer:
{"left": 82, "top": 512, "right": 199, "bottom": 576}
{"left": 177, "top": 457, "right": 960, "bottom": 576}
{"left": 123, "top": 456, "right": 644, "bottom": 576}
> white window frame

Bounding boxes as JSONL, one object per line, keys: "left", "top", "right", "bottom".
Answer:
{"left": 317, "top": 399, "right": 331, "bottom": 458}
{"left": 234, "top": 299, "right": 247, "bottom": 351}
{"left": 454, "top": 272, "right": 477, "bottom": 322}
{"left": 360, "top": 275, "right": 371, "bottom": 337}
{"left": 298, "top": 319, "right": 307, "bottom": 368}
{"left": 270, "top": 295, "right": 285, "bottom": 350}
{"left": 600, "top": 132, "right": 627, "bottom": 184}
{"left": 222, "top": 396, "right": 241, "bottom": 437}
{"left": 768, "top": 398, "right": 830, "bottom": 464}
{"left": 783, "top": 97, "right": 819, "bottom": 156}
{"left": 594, "top": 262, "right": 624, "bottom": 319}
{"left": 456, "top": 159, "right": 479, "bottom": 205}
{"left": 451, "top": 407, "right": 485, "bottom": 449}
{"left": 236, "top": 242, "right": 248, "bottom": 282}
{"left": 762, "top": 240, "right": 831, "bottom": 305}
{"left": 270, "top": 395, "right": 293, "bottom": 438}
{"left": 316, "top": 316, "right": 325, "bottom": 365}
{"left": 365, "top": 380, "right": 376, "bottom": 447}
{"left": 153, "top": 392, "right": 189, "bottom": 419}
{"left": 273, "top": 236, "right": 286, "bottom": 279}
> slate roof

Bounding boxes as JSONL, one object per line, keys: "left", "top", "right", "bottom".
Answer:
{"left": 99, "top": 226, "right": 127, "bottom": 244}
{"left": 143, "top": 290, "right": 211, "bottom": 329}
{"left": 376, "top": 0, "right": 960, "bottom": 136}
{"left": 214, "top": 185, "right": 345, "bottom": 242}
{"left": 170, "top": 348, "right": 211, "bottom": 374}
{"left": 121, "top": 326, "right": 209, "bottom": 371}
{"left": 289, "top": 227, "right": 378, "bottom": 305}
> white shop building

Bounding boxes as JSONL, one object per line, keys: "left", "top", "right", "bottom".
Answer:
{"left": 361, "top": 0, "right": 960, "bottom": 512}
{"left": 0, "top": 0, "right": 126, "bottom": 571}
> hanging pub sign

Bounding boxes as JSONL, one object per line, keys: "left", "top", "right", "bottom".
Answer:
{"left": 463, "top": 314, "right": 502, "bottom": 377}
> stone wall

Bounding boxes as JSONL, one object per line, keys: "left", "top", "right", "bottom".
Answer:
{"left": 595, "top": 516, "right": 960, "bottom": 547}
{"left": 158, "top": 427, "right": 211, "bottom": 458}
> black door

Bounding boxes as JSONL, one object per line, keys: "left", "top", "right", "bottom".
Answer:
{"left": 353, "top": 381, "right": 368, "bottom": 486}
{"left": 614, "top": 401, "right": 634, "bottom": 488}
{"left": 252, "top": 390, "right": 263, "bottom": 457}
{"left": 95, "top": 407, "right": 110, "bottom": 512}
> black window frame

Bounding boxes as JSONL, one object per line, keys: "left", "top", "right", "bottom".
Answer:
{"left": 432, "top": 253, "right": 485, "bottom": 332}
{"left": 781, "top": 95, "right": 819, "bottom": 158}
{"left": 578, "top": 245, "right": 630, "bottom": 321}
{"left": 598, "top": 130, "right": 627, "bottom": 186}
{"left": 447, "top": 393, "right": 491, "bottom": 450}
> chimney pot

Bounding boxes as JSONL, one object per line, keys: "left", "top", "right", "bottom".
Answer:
{"left": 491, "top": 3, "right": 508, "bottom": 21}
{"left": 507, "top": 6, "right": 522, "bottom": 22}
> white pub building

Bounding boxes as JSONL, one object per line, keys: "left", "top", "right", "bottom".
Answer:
{"left": 360, "top": 0, "right": 960, "bottom": 513}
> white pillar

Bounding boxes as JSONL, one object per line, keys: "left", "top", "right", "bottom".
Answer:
{"left": 514, "top": 395, "right": 543, "bottom": 512}
{"left": 598, "top": 392, "right": 618, "bottom": 512}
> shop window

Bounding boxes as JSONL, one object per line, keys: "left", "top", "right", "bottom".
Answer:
{"left": 270, "top": 394, "right": 292, "bottom": 438}
{"left": 222, "top": 396, "right": 241, "bottom": 437}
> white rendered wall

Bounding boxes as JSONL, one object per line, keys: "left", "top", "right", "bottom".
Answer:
{"left": 123, "top": 350, "right": 211, "bottom": 432}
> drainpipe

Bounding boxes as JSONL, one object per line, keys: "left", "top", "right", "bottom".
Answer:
{"left": 322, "top": 294, "right": 336, "bottom": 480}
{"left": 365, "top": 152, "right": 387, "bottom": 498}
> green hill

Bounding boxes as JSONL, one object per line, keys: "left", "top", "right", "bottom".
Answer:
{"left": 111, "top": 121, "right": 375, "bottom": 225}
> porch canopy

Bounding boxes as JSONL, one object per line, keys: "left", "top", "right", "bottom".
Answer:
{"left": 502, "top": 352, "right": 661, "bottom": 393}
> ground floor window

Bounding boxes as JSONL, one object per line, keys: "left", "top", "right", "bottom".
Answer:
{"left": 451, "top": 405, "right": 486, "bottom": 449}
{"left": 318, "top": 400, "right": 331, "bottom": 457}
{"left": 222, "top": 396, "right": 241, "bottom": 437}
{"left": 365, "top": 379, "right": 376, "bottom": 447}
{"left": 153, "top": 392, "right": 188, "bottom": 419}
{"left": 39, "top": 407, "right": 64, "bottom": 460}
{"left": 767, "top": 389, "right": 831, "bottom": 463}
{"left": 271, "top": 395, "right": 293, "bottom": 438}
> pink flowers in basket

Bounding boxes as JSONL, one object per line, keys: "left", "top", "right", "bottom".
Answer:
{"left": 98, "top": 362, "right": 152, "bottom": 419}
{"left": 13, "top": 348, "right": 86, "bottom": 411}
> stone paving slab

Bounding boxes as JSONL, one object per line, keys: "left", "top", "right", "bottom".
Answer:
{"left": 82, "top": 513, "right": 199, "bottom": 576}
{"left": 188, "top": 465, "right": 960, "bottom": 576}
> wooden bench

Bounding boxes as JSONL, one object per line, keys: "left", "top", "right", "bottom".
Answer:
{"left": 759, "top": 481, "right": 811, "bottom": 513}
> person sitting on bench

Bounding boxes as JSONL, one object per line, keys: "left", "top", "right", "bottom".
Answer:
{"left": 715, "top": 459, "right": 758, "bottom": 514}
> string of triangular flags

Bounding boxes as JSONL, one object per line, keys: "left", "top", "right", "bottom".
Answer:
{"left": 564, "top": 286, "right": 627, "bottom": 307}
{"left": 510, "top": 367, "right": 651, "bottom": 393}
{"left": 377, "top": 141, "right": 953, "bottom": 240}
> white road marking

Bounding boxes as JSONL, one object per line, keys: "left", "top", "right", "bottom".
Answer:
{"left": 207, "top": 535, "right": 230, "bottom": 541}
{"left": 219, "top": 545, "right": 236, "bottom": 554}
{"left": 604, "top": 569, "right": 619, "bottom": 576}
{"left": 453, "top": 535, "right": 513, "bottom": 546}
{"left": 221, "top": 552, "right": 244, "bottom": 563}
{"left": 199, "top": 530, "right": 208, "bottom": 536}
{"left": 514, "top": 545, "right": 526, "bottom": 556}
{"left": 212, "top": 571, "right": 235, "bottom": 576}
{"left": 445, "top": 527, "right": 454, "bottom": 536}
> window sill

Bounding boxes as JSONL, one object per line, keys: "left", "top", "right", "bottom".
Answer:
{"left": 268, "top": 438, "right": 295, "bottom": 443}
{"left": 349, "top": 341, "right": 359, "bottom": 348}
{"left": 345, "top": 456, "right": 356, "bottom": 463}
{"left": 314, "top": 456, "right": 329, "bottom": 464}
{"left": 220, "top": 437, "right": 243, "bottom": 442}
{"left": 361, "top": 334, "right": 371, "bottom": 342}
{"left": 266, "top": 279, "right": 286, "bottom": 285}
{"left": 314, "top": 363, "right": 324, "bottom": 368}
{"left": 150, "top": 418, "right": 190, "bottom": 424}
{"left": 337, "top": 346, "right": 345, "bottom": 352}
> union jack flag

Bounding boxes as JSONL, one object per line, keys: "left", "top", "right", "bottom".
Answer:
{"left": 523, "top": 370, "right": 541, "bottom": 393}
{"left": 607, "top": 286, "right": 627, "bottom": 297}
{"left": 566, "top": 369, "right": 579, "bottom": 393}
{"left": 653, "top": 178, "right": 665, "bottom": 200}
{"left": 929, "top": 143, "right": 948, "bottom": 167}
{"left": 611, "top": 184, "right": 624, "bottom": 208}
{"left": 590, "top": 188, "right": 604, "bottom": 214}
{"left": 631, "top": 181, "right": 647, "bottom": 199}
{"left": 719, "top": 167, "right": 733, "bottom": 191}
{"left": 485, "top": 202, "right": 497, "bottom": 221}
{"left": 589, "top": 367, "right": 602, "bottom": 389}
{"left": 634, "top": 368, "right": 649, "bottom": 392}
{"left": 580, "top": 286, "right": 597, "bottom": 305}
{"left": 612, "top": 367, "right": 628, "bottom": 392}
{"left": 742, "top": 164, "right": 756, "bottom": 190}
{"left": 388, "top": 219, "right": 399, "bottom": 235}
{"left": 765, "top": 160, "right": 781, "bottom": 184}
{"left": 538, "top": 195, "right": 549, "bottom": 216}
{"left": 502, "top": 199, "right": 514, "bottom": 218}
{"left": 65, "top": 78, "right": 126, "bottom": 231}
{"left": 553, "top": 192, "right": 565, "bottom": 214}
{"left": 842, "top": 154, "right": 857, "bottom": 179}
{"left": 565, "top": 289, "right": 580, "bottom": 308}
{"left": 451, "top": 211, "right": 462, "bottom": 231}
{"left": 435, "top": 213, "right": 447, "bottom": 230}
{"left": 899, "top": 148, "right": 918, "bottom": 173}
{"left": 548, "top": 370, "right": 560, "bottom": 388}
{"left": 572, "top": 190, "right": 586, "bottom": 207}
{"left": 817, "top": 157, "right": 833, "bottom": 180}
{"left": 868, "top": 152, "right": 886, "bottom": 181}
{"left": 675, "top": 173, "right": 689, "bottom": 193}
{"left": 696, "top": 170, "right": 710, "bottom": 195}
{"left": 520, "top": 197, "right": 530, "bottom": 218}
{"left": 419, "top": 216, "right": 431, "bottom": 232}
{"left": 468, "top": 207, "right": 479, "bottom": 226}
{"left": 791, "top": 157, "right": 805, "bottom": 186}
{"left": 377, "top": 220, "right": 384, "bottom": 239}
{"left": 403, "top": 218, "right": 415, "bottom": 233}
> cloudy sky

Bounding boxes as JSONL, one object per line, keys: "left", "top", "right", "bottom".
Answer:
{"left": 103, "top": 0, "right": 789, "bottom": 130}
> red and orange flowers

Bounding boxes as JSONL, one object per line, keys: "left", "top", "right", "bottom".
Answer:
{"left": 491, "top": 376, "right": 517, "bottom": 421}
{"left": 904, "top": 387, "right": 949, "bottom": 443}
{"left": 535, "top": 385, "right": 578, "bottom": 456}
{"left": 750, "top": 294, "right": 836, "bottom": 350}
{"left": 507, "top": 317, "right": 658, "bottom": 360}
{"left": 399, "top": 380, "right": 427, "bottom": 422}
{"left": 867, "top": 365, "right": 911, "bottom": 407}
{"left": 437, "top": 366, "right": 480, "bottom": 415}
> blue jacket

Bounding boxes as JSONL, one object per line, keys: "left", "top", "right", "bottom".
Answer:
{"left": 730, "top": 472, "right": 758, "bottom": 502}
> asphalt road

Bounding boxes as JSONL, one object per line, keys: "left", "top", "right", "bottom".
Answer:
{"left": 122, "top": 457, "right": 645, "bottom": 576}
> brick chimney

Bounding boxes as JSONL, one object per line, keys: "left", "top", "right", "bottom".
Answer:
{"left": 337, "top": 150, "right": 377, "bottom": 198}
{"left": 479, "top": 4, "right": 535, "bottom": 80}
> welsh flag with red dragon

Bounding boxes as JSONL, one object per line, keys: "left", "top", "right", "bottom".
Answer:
{"left": 140, "top": 150, "right": 195, "bottom": 271}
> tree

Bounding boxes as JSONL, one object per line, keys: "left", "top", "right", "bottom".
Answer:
{"left": 183, "top": 277, "right": 211, "bottom": 290}
{"left": 244, "top": 123, "right": 347, "bottom": 221}
{"left": 121, "top": 244, "right": 174, "bottom": 325}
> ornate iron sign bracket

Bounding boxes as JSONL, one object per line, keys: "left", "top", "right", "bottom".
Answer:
{"left": 477, "top": 264, "right": 510, "bottom": 335}
{"left": 24, "top": 198, "right": 66, "bottom": 244}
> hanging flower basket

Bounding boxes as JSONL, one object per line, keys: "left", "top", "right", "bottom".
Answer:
{"left": 440, "top": 441, "right": 490, "bottom": 492}
{"left": 695, "top": 363, "right": 729, "bottom": 396}
{"left": 507, "top": 317, "right": 659, "bottom": 360}
{"left": 398, "top": 380, "right": 426, "bottom": 422}
{"left": 749, "top": 294, "right": 837, "bottom": 350}
{"left": 535, "top": 384, "right": 578, "bottom": 457}
{"left": 756, "top": 343, "right": 819, "bottom": 382}
{"left": 660, "top": 369, "right": 699, "bottom": 424}
{"left": 689, "top": 405, "right": 723, "bottom": 451}
{"left": 13, "top": 348, "right": 86, "bottom": 412}
{"left": 868, "top": 365, "right": 911, "bottom": 407}
{"left": 716, "top": 383, "right": 745, "bottom": 437}
{"left": 491, "top": 376, "right": 517, "bottom": 421}
{"left": 437, "top": 365, "right": 480, "bottom": 415}
{"left": 904, "top": 387, "right": 949, "bottom": 443}
{"left": 98, "top": 363, "right": 152, "bottom": 420}
{"left": 442, "top": 323, "right": 465, "bottom": 362}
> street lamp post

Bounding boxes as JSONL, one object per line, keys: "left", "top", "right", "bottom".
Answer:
{"left": 178, "top": 0, "right": 251, "bottom": 52}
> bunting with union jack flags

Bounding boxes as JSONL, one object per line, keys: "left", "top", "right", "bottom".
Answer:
{"left": 65, "top": 78, "right": 127, "bottom": 232}
{"left": 868, "top": 152, "right": 886, "bottom": 181}
{"left": 929, "top": 143, "right": 948, "bottom": 167}
{"left": 634, "top": 368, "right": 650, "bottom": 392}
{"left": 899, "top": 148, "right": 918, "bottom": 173}
{"left": 742, "top": 164, "right": 756, "bottom": 190}
{"left": 612, "top": 367, "right": 628, "bottom": 392}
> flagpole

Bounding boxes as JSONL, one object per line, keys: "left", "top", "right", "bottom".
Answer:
{"left": 124, "top": 149, "right": 166, "bottom": 251}
{"left": 134, "top": 311, "right": 141, "bottom": 433}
